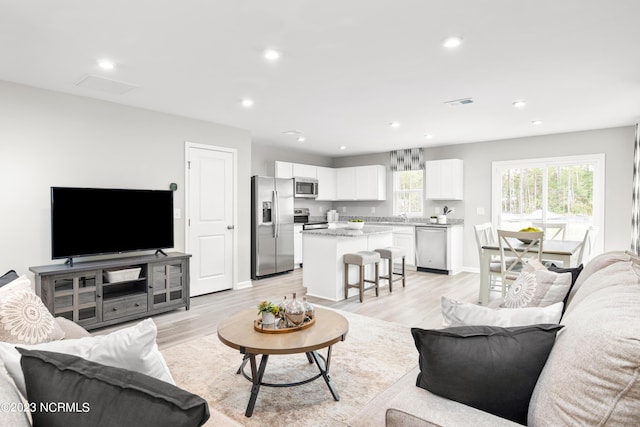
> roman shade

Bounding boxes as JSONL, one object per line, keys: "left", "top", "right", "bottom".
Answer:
{"left": 390, "top": 148, "right": 424, "bottom": 171}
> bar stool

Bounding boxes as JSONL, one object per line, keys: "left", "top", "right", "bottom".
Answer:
{"left": 343, "top": 251, "right": 381, "bottom": 303}
{"left": 374, "top": 247, "right": 406, "bottom": 292}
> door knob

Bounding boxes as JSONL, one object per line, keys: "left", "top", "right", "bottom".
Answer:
{"left": 227, "top": 225, "right": 235, "bottom": 230}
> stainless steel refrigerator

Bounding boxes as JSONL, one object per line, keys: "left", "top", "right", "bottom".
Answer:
{"left": 251, "top": 176, "right": 295, "bottom": 279}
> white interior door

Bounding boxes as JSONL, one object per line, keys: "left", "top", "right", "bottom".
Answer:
{"left": 187, "top": 144, "right": 234, "bottom": 296}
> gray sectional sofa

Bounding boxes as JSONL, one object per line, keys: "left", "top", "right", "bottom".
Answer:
{"left": 355, "top": 251, "right": 640, "bottom": 426}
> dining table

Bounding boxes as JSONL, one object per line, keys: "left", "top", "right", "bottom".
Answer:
{"left": 479, "top": 239, "right": 583, "bottom": 305}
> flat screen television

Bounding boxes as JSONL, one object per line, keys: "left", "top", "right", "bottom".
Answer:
{"left": 51, "top": 187, "right": 174, "bottom": 262}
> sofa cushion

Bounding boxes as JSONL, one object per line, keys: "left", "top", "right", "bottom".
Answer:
{"left": 528, "top": 259, "right": 640, "bottom": 426}
{"left": 0, "top": 360, "right": 30, "bottom": 427}
{"left": 0, "top": 318, "right": 174, "bottom": 397}
{"left": 0, "top": 270, "right": 18, "bottom": 287}
{"left": 441, "top": 296, "right": 563, "bottom": 327}
{"left": 503, "top": 259, "right": 572, "bottom": 308}
{"left": 18, "top": 348, "right": 209, "bottom": 427}
{"left": 565, "top": 250, "right": 630, "bottom": 307}
{"left": 0, "top": 275, "right": 65, "bottom": 344}
{"left": 411, "top": 324, "right": 562, "bottom": 425}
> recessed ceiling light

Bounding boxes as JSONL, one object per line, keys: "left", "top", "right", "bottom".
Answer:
{"left": 513, "top": 100, "right": 527, "bottom": 108}
{"left": 532, "top": 120, "right": 543, "bottom": 125}
{"left": 297, "top": 137, "right": 306, "bottom": 142}
{"left": 424, "top": 134, "right": 434, "bottom": 140}
{"left": 240, "top": 98, "right": 254, "bottom": 108}
{"left": 442, "top": 36, "right": 463, "bottom": 48}
{"left": 339, "top": 146, "right": 347, "bottom": 150}
{"left": 264, "top": 49, "right": 280, "bottom": 61}
{"left": 390, "top": 122, "right": 400, "bottom": 128}
{"left": 282, "top": 130, "right": 304, "bottom": 135}
{"left": 98, "top": 59, "right": 115, "bottom": 70}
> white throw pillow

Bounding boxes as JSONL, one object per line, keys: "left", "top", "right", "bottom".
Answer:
{"left": 441, "top": 296, "right": 563, "bottom": 327}
{"left": 0, "top": 275, "right": 65, "bottom": 344}
{"left": 504, "top": 259, "right": 572, "bottom": 308}
{"left": 0, "top": 318, "right": 174, "bottom": 397}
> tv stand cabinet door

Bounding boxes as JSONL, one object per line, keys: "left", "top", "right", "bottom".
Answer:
{"left": 149, "top": 258, "right": 189, "bottom": 311}
{"left": 40, "top": 271, "right": 100, "bottom": 328}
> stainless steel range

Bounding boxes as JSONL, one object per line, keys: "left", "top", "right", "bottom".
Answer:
{"left": 294, "top": 208, "right": 329, "bottom": 230}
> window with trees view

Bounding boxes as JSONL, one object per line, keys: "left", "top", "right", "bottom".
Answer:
{"left": 492, "top": 154, "right": 604, "bottom": 245}
{"left": 393, "top": 170, "right": 424, "bottom": 216}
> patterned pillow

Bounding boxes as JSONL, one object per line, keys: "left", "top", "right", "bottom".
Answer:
{"left": 0, "top": 276, "right": 64, "bottom": 344}
{"left": 504, "top": 259, "right": 572, "bottom": 308}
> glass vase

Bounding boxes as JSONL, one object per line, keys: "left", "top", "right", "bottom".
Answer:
{"left": 285, "top": 293, "right": 305, "bottom": 327}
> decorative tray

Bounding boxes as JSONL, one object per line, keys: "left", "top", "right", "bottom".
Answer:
{"left": 254, "top": 316, "right": 315, "bottom": 334}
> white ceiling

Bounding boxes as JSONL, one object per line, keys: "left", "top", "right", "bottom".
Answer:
{"left": 1, "top": 1, "right": 639, "bottom": 157}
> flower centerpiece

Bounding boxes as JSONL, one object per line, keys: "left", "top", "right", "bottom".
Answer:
{"left": 347, "top": 218, "right": 365, "bottom": 229}
{"left": 257, "top": 300, "right": 279, "bottom": 325}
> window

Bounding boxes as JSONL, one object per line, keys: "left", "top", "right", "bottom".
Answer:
{"left": 393, "top": 170, "right": 424, "bottom": 216}
{"left": 492, "top": 154, "right": 604, "bottom": 250}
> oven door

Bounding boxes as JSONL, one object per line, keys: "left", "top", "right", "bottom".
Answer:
{"left": 294, "top": 178, "right": 318, "bottom": 198}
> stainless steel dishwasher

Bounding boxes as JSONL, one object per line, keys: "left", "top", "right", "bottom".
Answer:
{"left": 415, "top": 226, "right": 447, "bottom": 273}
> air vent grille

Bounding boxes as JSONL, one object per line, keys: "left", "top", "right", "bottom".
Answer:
{"left": 444, "top": 97, "right": 474, "bottom": 107}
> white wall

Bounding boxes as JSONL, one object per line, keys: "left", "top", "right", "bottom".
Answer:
{"left": 0, "top": 81, "right": 252, "bottom": 285}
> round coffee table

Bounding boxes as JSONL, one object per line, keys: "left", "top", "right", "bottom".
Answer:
{"left": 217, "top": 306, "right": 349, "bottom": 417}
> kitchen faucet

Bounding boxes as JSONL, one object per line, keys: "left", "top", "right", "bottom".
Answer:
{"left": 399, "top": 212, "right": 408, "bottom": 223}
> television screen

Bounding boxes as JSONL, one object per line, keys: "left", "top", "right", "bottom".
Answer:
{"left": 51, "top": 187, "right": 174, "bottom": 260}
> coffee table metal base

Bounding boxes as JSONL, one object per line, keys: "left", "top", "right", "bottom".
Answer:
{"left": 236, "top": 346, "right": 340, "bottom": 417}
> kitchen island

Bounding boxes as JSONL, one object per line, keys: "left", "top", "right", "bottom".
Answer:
{"left": 302, "top": 226, "right": 393, "bottom": 301}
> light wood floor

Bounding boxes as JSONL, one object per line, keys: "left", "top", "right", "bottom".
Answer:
{"left": 98, "top": 268, "right": 485, "bottom": 350}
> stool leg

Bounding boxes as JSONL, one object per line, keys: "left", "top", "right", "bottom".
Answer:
{"left": 359, "top": 265, "right": 365, "bottom": 303}
{"left": 375, "top": 262, "right": 379, "bottom": 297}
{"left": 388, "top": 258, "right": 393, "bottom": 293}
{"left": 402, "top": 256, "right": 406, "bottom": 288}
{"left": 344, "top": 263, "right": 349, "bottom": 300}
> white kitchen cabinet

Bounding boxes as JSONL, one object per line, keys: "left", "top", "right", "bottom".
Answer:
{"left": 292, "top": 163, "right": 317, "bottom": 179}
{"left": 392, "top": 225, "right": 416, "bottom": 266}
{"left": 275, "top": 161, "right": 293, "bottom": 179}
{"left": 294, "top": 224, "right": 303, "bottom": 267}
{"left": 336, "top": 167, "right": 356, "bottom": 200}
{"left": 425, "top": 159, "right": 463, "bottom": 200}
{"left": 316, "top": 166, "right": 336, "bottom": 201}
{"left": 336, "top": 165, "right": 386, "bottom": 201}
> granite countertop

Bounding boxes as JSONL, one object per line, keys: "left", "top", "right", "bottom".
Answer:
{"left": 302, "top": 226, "right": 393, "bottom": 237}
{"left": 307, "top": 216, "right": 464, "bottom": 228}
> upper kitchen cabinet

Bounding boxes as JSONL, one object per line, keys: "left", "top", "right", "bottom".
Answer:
{"left": 292, "top": 163, "right": 317, "bottom": 179}
{"left": 275, "top": 161, "right": 294, "bottom": 179}
{"left": 316, "top": 166, "right": 336, "bottom": 201}
{"left": 336, "top": 165, "right": 386, "bottom": 201}
{"left": 425, "top": 159, "right": 463, "bottom": 200}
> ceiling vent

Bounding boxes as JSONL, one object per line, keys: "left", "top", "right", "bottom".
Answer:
{"left": 75, "top": 75, "right": 138, "bottom": 95}
{"left": 444, "top": 97, "right": 474, "bottom": 107}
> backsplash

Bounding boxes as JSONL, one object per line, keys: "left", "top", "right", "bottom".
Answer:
{"left": 309, "top": 215, "right": 464, "bottom": 225}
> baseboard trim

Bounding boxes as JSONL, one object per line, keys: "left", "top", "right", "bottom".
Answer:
{"left": 462, "top": 266, "right": 479, "bottom": 273}
{"left": 235, "top": 280, "right": 252, "bottom": 290}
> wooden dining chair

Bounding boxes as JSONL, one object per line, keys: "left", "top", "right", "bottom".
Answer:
{"left": 473, "top": 223, "right": 502, "bottom": 290}
{"left": 497, "top": 229, "right": 544, "bottom": 297}
{"left": 577, "top": 226, "right": 599, "bottom": 265}
{"left": 532, "top": 222, "right": 567, "bottom": 240}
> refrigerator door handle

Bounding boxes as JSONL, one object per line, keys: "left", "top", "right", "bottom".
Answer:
{"left": 273, "top": 190, "right": 279, "bottom": 238}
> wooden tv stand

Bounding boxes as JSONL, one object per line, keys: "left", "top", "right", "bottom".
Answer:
{"left": 30, "top": 252, "right": 191, "bottom": 330}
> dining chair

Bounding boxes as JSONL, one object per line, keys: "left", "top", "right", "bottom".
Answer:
{"left": 473, "top": 223, "right": 502, "bottom": 290}
{"left": 497, "top": 229, "right": 544, "bottom": 297}
{"left": 531, "top": 222, "right": 567, "bottom": 240}
{"left": 577, "top": 226, "right": 599, "bottom": 265}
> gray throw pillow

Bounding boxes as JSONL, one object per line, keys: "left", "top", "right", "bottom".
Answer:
{"left": 411, "top": 324, "right": 563, "bottom": 425}
{"left": 18, "top": 348, "right": 210, "bottom": 427}
{"left": 0, "top": 270, "right": 18, "bottom": 287}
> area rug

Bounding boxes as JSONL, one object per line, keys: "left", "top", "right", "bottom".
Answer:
{"left": 161, "top": 308, "right": 418, "bottom": 427}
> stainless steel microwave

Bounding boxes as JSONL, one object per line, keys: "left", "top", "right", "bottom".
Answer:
{"left": 294, "top": 177, "right": 318, "bottom": 198}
